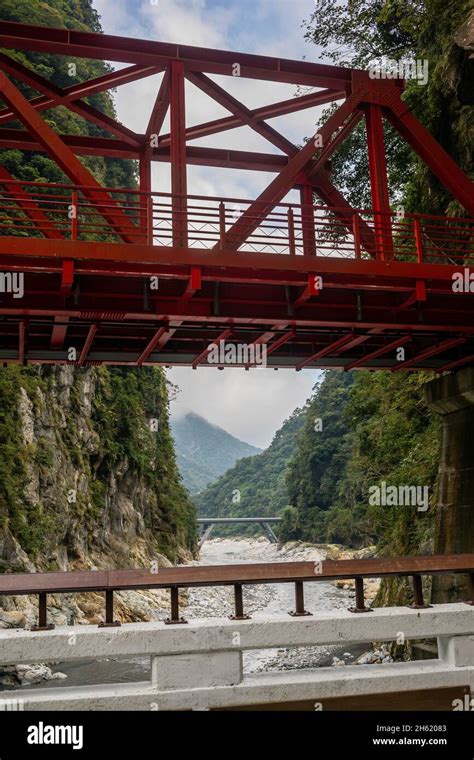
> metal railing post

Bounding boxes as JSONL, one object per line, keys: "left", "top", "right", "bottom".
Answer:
{"left": 219, "top": 201, "right": 226, "bottom": 250}
{"left": 289, "top": 581, "right": 312, "bottom": 617}
{"left": 414, "top": 218, "right": 424, "bottom": 263}
{"left": 165, "top": 586, "right": 187, "bottom": 625}
{"left": 409, "top": 574, "right": 431, "bottom": 609}
{"left": 71, "top": 190, "right": 78, "bottom": 241}
{"left": 288, "top": 207, "right": 296, "bottom": 256}
{"left": 147, "top": 196, "right": 154, "bottom": 245}
{"left": 352, "top": 213, "right": 361, "bottom": 259}
{"left": 31, "top": 592, "right": 55, "bottom": 631}
{"left": 99, "top": 589, "right": 121, "bottom": 628}
{"left": 229, "top": 583, "right": 251, "bottom": 620}
{"left": 349, "top": 578, "right": 372, "bottom": 613}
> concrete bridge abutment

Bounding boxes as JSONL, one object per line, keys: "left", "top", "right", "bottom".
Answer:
{"left": 425, "top": 367, "right": 474, "bottom": 602}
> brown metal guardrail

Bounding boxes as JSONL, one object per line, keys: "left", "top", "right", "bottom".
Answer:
{"left": 1, "top": 554, "right": 474, "bottom": 631}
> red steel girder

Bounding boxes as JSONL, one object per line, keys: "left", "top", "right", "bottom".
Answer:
{"left": 391, "top": 336, "right": 466, "bottom": 371}
{"left": 0, "top": 165, "right": 64, "bottom": 239}
{"left": 344, "top": 334, "right": 412, "bottom": 370}
{"left": 0, "top": 129, "right": 292, "bottom": 170}
{"left": 170, "top": 61, "right": 188, "bottom": 248}
{"left": 0, "top": 22, "right": 353, "bottom": 88}
{"left": 437, "top": 353, "right": 474, "bottom": 373}
{"left": 186, "top": 71, "right": 296, "bottom": 156}
{"left": 192, "top": 328, "right": 233, "bottom": 368}
{"left": 216, "top": 94, "right": 361, "bottom": 252}
{"left": 160, "top": 88, "right": 344, "bottom": 146}
{"left": 296, "top": 332, "right": 356, "bottom": 370}
{"left": 0, "top": 52, "right": 142, "bottom": 146}
{"left": 51, "top": 317, "right": 69, "bottom": 349}
{"left": 78, "top": 323, "right": 98, "bottom": 366}
{"left": 365, "top": 104, "right": 393, "bottom": 259}
{"left": 0, "top": 57, "right": 162, "bottom": 128}
{"left": 136, "top": 324, "right": 177, "bottom": 366}
{"left": 386, "top": 102, "right": 474, "bottom": 217}
{"left": 0, "top": 72, "right": 142, "bottom": 244}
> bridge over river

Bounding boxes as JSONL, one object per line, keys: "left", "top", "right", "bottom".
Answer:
{"left": 197, "top": 517, "right": 282, "bottom": 547}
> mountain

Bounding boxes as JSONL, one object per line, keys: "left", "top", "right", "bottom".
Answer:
{"left": 170, "top": 412, "right": 261, "bottom": 493}
{"left": 195, "top": 407, "right": 305, "bottom": 522}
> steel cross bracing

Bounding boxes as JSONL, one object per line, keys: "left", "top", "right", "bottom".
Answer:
{"left": 0, "top": 22, "right": 473, "bottom": 371}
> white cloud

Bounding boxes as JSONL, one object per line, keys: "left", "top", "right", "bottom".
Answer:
{"left": 168, "top": 366, "right": 320, "bottom": 449}
{"left": 94, "top": 0, "right": 325, "bottom": 446}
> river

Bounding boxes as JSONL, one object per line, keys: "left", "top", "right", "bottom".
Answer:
{"left": 19, "top": 538, "right": 369, "bottom": 689}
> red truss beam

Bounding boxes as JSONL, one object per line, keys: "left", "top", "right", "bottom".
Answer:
{"left": 0, "top": 129, "right": 293, "bottom": 170}
{"left": 365, "top": 104, "right": 393, "bottom": 259}
{"left": 192, "top": 328, "right": 233, "bottom": 368}
{"left": 186, "top": 71, "right": 296, "bottom": 156}
{"left": 344, "top": 334, "right": 412, "bottom": 370}
{"left": 0, "top": 165, "right": 64, "bottom": 239}
{"left": 78, "top": 323, "right": 98, "bottom": 366}
{"left": 170, "top": 61, "right": 187, "bottom": 247}
{"left": 0, "top": 56, "right": 163, "bottom": 127}
{"left": 0, "top": 72, "right": 141, "bottom": 244}
{"left": 51, "top": 318, "right": 69, "bottom": 349}
{"left": 0, "top": 52, "right": 142, "bottom": 146}
{"left": 386, "top": 103, "right": 474, "bottom": 218}
{"left": 391, "top": 336, "right": 466, "bottom": 372}
{"left": 0, "top": 22, "right": 353, "bottom": 88}
{"left": 161, "top": 88, "right": 343, "bottom": 146}
{"left": 216, "top": 94, "right": 361, "bottom": 252}
{"left": 437, "top": 353, "right": 474, "bottom": 373}
{"left": 296, "top": 332, "right": 356, "bottom": 370}
{"left": 136, "top": 324, "right": 176, "bottom": 367}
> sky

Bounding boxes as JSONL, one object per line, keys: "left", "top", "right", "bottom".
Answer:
{"left": 93, "top": 0, "right": 325, "bottom": 448}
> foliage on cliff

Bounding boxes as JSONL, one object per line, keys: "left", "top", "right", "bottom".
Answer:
{"left": 0, "top": 0, "right": 196, "bottom": 569}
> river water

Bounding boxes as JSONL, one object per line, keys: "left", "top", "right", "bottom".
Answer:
{"left": 22, "top": 538, "right": 368, "bottom": 689}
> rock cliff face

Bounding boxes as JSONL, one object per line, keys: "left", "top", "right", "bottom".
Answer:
{"left": 0, "top": 366, "right": 196, "bottom": 627}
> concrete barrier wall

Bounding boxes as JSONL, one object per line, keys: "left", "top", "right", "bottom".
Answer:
{"left": 1, "top": 603, "right": 474, "bottom": 710}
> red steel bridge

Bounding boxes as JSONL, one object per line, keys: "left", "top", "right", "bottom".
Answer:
{"left": 0, "top": 22, "right": 473, "bottom": 371}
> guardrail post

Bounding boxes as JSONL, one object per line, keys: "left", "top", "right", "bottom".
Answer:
{"left": 229, "top": 583, "right": 251, "bottom": 621}
{"left": 147, "top": 196, "right": 154, "bottom": 245}
{"left": 99, "top": 589, "right": 121, "bottom": 628}
{"left": 414, "top": 218, "right": 424, "bottom": 263}
{"left": 71, "top": 190, "right": 78, "bottom": 241}
{"left": 219, "top": 201, "right": 226, "bottom": 250}
{"left": 165, "top": 586, "right": 187, "bottom": 625}
{"left": 349, "top": 578, "right": 372, "bottom": 613}
{"left": 31, "top": 592, "right": 55, "bottom": 631}
{"left": 288, "top": 208, "right": 296, "bottom": 256}
{"left": 409, "top": 574, "right": 432, "bottom": 609}
{"left": 352, "top": 213, "right": 361, "bottom": 259}
{"left": 289, "top": 581, "right": 312, "bottom": 617}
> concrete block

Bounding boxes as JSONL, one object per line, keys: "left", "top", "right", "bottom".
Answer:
{"left": 151, "top": 650, "right": 242, "bottom": 690}
{"left": 438, "top": 635, "right": 474, "bottom": 667}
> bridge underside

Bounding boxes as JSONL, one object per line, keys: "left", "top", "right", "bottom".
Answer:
{"left": 0, "top": 243, "right": 473, "bottom": 371}
{"left": 0, "top": 22, "right": 473, "bottom": 371}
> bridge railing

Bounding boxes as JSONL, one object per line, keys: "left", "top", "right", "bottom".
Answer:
{"left": 1, "top": 554, "right": 473, "bottom": 631}
{"left": 1, "top": 602, "right": 474, "bottom": 710}
{"left": 1, "top": 179, "right": 473, "bottom": 264}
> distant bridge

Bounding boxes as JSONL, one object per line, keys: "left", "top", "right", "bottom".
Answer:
{"left": 197, "top": 517, "right": 282, "bottom": 547}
